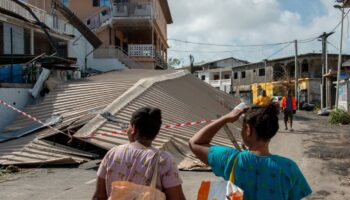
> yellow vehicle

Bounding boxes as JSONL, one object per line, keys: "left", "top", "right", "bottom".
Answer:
{"left": 252, "top": 83, "right": 273, "bottom": 105}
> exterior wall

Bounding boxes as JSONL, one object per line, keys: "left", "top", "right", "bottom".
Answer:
{"left": 88, "top": 58, "right": 126, "bottom": 72}
{"left": 200, "top": 58, "right": 248, "bottom": 70}
{"left": 153, "top": 0, "right": 167, "bottom": 39}
{"left": 3, "top": 23, "right": 25, "bottom": 54}
{"left": 97, "top": 28, "right": 111, "bottom": 46}
{"left": 29, "top": 0, "right": 104, "bottom": 20}
{"left": 69, "top": 0, "right": 105, "bottom": 20}
{"left": 197, "top": 71, "right": 210, "bottom": 83}
{"left": 338, "top": 80, "right": 349, "bottom": 112}
{"left": 0, "top": 88, "right": 32, "bottom": 132}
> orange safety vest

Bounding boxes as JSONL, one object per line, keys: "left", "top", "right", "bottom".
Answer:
{"left": 281, "top": 96, "right": 297, "bottom": 110}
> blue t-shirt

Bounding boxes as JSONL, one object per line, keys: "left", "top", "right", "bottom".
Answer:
{"left": 208, "top": 146, "right": 312, "bottom": 200}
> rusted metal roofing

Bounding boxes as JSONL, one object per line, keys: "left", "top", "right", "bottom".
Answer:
{"left": 75, "top": 73, "right": 242, "bottom": 170}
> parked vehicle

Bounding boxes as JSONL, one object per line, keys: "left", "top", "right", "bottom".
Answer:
{"left": 271, "top": 96, "right": 282, "bottom": 103}
{"left": 301, "top": 100, "right": 320, "bottom": 111}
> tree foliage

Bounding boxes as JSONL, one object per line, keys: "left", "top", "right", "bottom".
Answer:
{"left": 168, "top": 57, "right": 181, "bottom": 68}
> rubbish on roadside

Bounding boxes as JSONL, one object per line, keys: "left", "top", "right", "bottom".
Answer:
{"left": 317, "top": 108, "right": 331, "bottom": 116}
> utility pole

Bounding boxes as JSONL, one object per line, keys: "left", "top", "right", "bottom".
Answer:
{"left": 264, "top": 59, "right": 268, "bottom": 90}
{"left": 294, "top": 40, "right": 299, "bottom": 110}
{"left": 335, "top": 5, "right": 345, "bottom": 109}
{"left": 189, "top": 55, "right": 194, "bottom": 74}
{"left": 10, "top": 27, "right": 13, "bottom": 83}
{"left": 318, "top": 32, "right": 334, "bottom": 109}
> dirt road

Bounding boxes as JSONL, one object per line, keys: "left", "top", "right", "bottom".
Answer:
{"left": 0, "top": 111, "right": 349, "bottom": 199}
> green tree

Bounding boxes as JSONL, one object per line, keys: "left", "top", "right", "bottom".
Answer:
{"left": 168, "top": 57, "right": 181, "bottom": 69}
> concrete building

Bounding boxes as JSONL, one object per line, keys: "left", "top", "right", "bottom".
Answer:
{"left": 182, "top": 57, "right": 249, "bottom": 75}
{"left": 0, "top": 0, "right": 77, "bottom": 131}
{"left": 196, "top": 53, "right": 350, "bottom": 106}
{"left": 29, "top": 0, "right": 173, "bottom": 70}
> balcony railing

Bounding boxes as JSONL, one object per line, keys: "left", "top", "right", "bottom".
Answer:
{"left": 85, "top": 8, "right": 111, "bottom": 30}
{"left": 209, "top": 80, "right": 221, "bottom": 86}
{"left": 0, "top": 0, "right": 74, "bottom": 35}
{"left": 94, "top": 46, "right": 143, "bottom": 69}
{"left": 112, "top": 2, "right": 152, "bottom": 18}
{"left": 129, "top": 44, "right": 155, "bottom": 57}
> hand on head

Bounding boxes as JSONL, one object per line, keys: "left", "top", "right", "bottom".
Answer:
{"left": 223, "top": 107, "right": 249, "bottom": 123}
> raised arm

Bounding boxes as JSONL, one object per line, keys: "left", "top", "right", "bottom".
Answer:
{"left": 189, "top": 109, "right": 246, "bottom": 165}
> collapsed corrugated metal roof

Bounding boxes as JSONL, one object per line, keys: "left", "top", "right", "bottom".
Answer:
{"left": 2, "top": 70, "right": 175, "bottom": 139}
{"left": 0, "top": 69, "right": 177, "bottom": 166}
{"left": 0, "top": 136, "right": 98, "bottom": 165}
{"left": 74, "top": 72, "right": 242, "bottom": 170}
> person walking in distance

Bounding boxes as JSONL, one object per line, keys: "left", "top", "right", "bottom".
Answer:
{"left": 281, "top": 90, "right": 297, "bottom": 131}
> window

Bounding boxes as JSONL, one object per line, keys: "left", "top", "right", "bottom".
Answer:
{"left": 100, "top": 0, "right": 110, "bottom": 7}
{"left": 224, "top": 74, "right": 230, "bottom": 79}
{"left": 201, "top": 75, "right": 205, "bottom": 80}
{"left": 93, "top": 0, "right": 110, "bottom": 7}
{"left": 213, "top": 75, "right": 220, "bottom": 80}
{"left": 259, "top": 68, "right": 265, "bottom": 76}
{"left": 234, "top": 72, "right": 238, "bottom": 79}
{"left": 241, "top": 71, "right": 246, "bottom": 79}
{"left": 302, "top": 62, "right": 309, "bottom": 73}
{"left": 87, "top": 19, "right": 91, "bottom": 25}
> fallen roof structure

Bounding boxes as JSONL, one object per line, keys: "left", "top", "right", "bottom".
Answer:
{"left": 0, "top": 136, "right": 98, "bottom": 166}
{"left": 0, "top": 69, "right": 242, "bottom": 169}
{"left": 74, "top": 71, "right": 242, "bottom": 170}
{"left": 0, "top": 70, "right": 175, "bottom": 165}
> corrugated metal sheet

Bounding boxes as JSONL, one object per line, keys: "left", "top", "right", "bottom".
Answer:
{"left": 0, "top": 69, "right": 176, "bottom": 166}
{"left": 0, "top": 138, "right": 98, "bottom": 165}
{"left": 2, "top": 69, "right": 175, "bottom": 138}
{"left": 75, "top": 74, "right": 242, "bottom": 170}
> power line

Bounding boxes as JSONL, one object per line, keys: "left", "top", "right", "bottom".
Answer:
{"left": 326, "top": 40, "right": 340, "bottom": 51}
{"left": 169, "top": 49, "right": 232, "bottom": 53}
{"left": 266, "top": 43, "right": 292, "bottom": 59}
{"left": 330, "top": 8, "right": 350, "bottom": 33}
{"left": 168, "top": 38, "right": 293, "bottom": 47}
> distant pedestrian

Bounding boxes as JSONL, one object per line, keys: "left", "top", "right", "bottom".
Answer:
{"left": 281, "top": 90, "right": 297, "bottom": 131}
{"left": 189, "top": 104, "right": 312, "bottom": 200}
{"left": 254, "top": 90, "right": 271, "bottom": 106}
{"left": 93, "top": 106, "right": 186, "bottom": 200}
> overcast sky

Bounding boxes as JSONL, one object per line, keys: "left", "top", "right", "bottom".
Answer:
{"left": 167, "top": 0, "right": 350, "bottom": 66}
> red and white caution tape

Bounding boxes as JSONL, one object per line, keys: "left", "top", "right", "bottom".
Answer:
{"left": 1, "top": 99, "right": 216, "bottom": 139}
{"left": 89, "top": 120, "right": 215, "bottom": 138}
{"left": 0, "top": 99, "right": 67, "bottom": 136}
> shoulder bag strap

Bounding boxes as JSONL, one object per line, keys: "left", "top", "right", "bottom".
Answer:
{"left": 150, "top": 151, "right": 161, "bottom": 188}
{"left": 229, "top": 153, "right": 239, "bottom": 183}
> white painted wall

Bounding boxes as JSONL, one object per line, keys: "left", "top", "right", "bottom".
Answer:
{"left": 88, "top": 58, "right": 126, "bottom": 72}
{"left": 338, "top": 80, "right": 349, "bottom": 112}
{"left": 197, "top": 71, "right": 210, "bottom": 83}
{"left": 0, "top": 88, "right": 32, "bottom": 132}
{"left": 3, "top": 23, "right": 24, "bottom": 54}
{"left": 68, "top": 30, "right": 126, "bottom": 72}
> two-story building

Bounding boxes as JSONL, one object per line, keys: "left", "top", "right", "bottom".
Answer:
{"left": 0, "top": 0, "right": 78, "bottom": 131}
{"left": 62, "top": 0, "right": 172, "bottom": 70}
{"left": 194, "top": 57, "right": 249, "bottom": 92}
{"left": 197, "top": 53, "right": 350, "bottom": 107}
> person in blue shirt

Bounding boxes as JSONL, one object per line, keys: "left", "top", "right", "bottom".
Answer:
{"left": 189, "top": 104, "right": 312, "bottom": 200}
